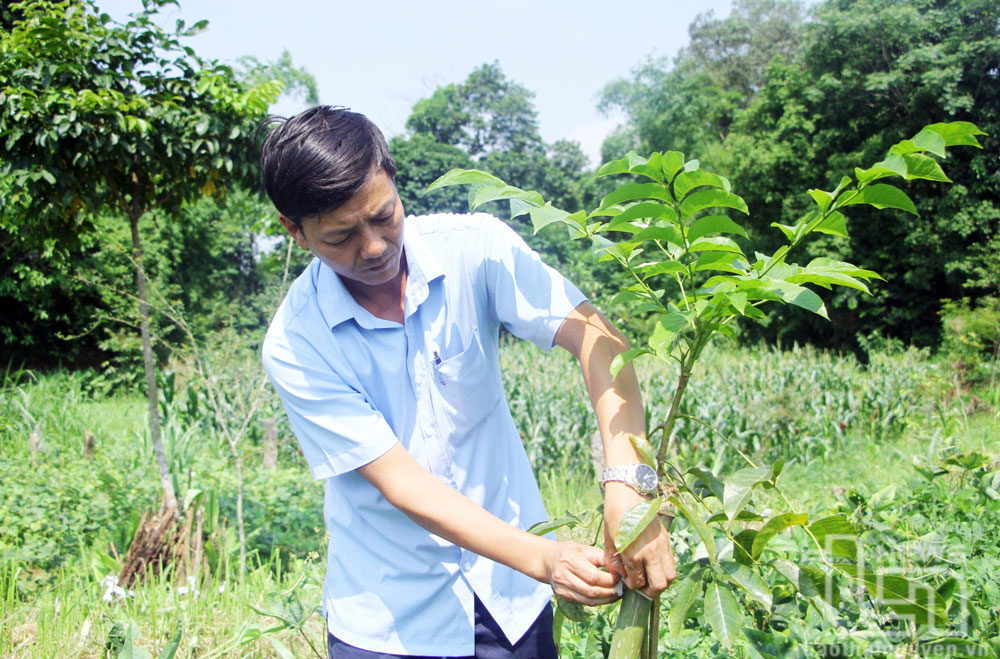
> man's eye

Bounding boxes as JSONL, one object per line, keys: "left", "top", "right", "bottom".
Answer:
{"left": 326, "top": 237, "right": 348, "bottom": 246}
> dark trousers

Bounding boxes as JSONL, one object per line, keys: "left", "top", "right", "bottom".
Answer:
{"left": 326, "top": 595, "right": 558, "bottom": 658}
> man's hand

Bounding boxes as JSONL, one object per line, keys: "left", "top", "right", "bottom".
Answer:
{"left": 602, "top": 482, "right": 676, "bottom": 599}
{"left": 553, "top": 302, "right": 677, "bottom": 598}
{"left": 542, "top": 541, "right": 621, "bottom": 606}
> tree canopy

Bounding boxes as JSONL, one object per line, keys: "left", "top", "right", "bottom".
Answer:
{"left": 0, "top": 0, "right": 281, "bottom": 365}
{"left": 601, "top": 0, "right": 998, "bottom": 348}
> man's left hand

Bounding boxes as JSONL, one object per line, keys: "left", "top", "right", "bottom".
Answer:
{"left": 602, "top": 481, "right": 676, "bottom": 599}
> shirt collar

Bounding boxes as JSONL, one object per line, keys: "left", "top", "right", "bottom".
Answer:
{"left": 313, "top": 216, "right": 445, "bottom": 330}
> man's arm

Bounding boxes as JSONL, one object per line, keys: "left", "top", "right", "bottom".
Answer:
{"left": 357, "top": 442, "right": 620, "bottom": 606}
{"left": 553, "top": 301, "right": 676, "bottom": 598}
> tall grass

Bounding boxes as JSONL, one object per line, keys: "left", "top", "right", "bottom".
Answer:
{"left": 0, "top": 341, "right": 992, "bottom": 657}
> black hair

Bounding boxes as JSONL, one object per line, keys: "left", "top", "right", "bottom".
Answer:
{"left": 258, "top": 106, "right": 397, "bottom": 227}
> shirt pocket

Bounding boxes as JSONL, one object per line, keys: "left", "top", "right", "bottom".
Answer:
{"left": 433, "top": 328, "right": 501, "bottom": 443}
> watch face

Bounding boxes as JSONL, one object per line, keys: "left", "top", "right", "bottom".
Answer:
{"left": 635, "top": 464, "right": 658, "bottom": 492}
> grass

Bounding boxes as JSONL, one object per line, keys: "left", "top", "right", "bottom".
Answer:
{"left": 1, "top": 342, "right": 997, "bottom": 657}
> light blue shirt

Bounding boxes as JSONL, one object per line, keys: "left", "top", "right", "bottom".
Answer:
{"left": 261, "top": 213, "right": 586, "bottom": 656}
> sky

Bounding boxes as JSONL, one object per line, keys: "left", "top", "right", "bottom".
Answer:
{"left": 97, "top": 0, "right": 737, "bottom": 166}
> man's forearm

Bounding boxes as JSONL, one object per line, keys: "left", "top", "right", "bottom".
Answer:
{"left": 356, "top": 442, "right": 620, "bottom": 605}
{"left": 553, "top": 302, "right": 647, "bottom": 465}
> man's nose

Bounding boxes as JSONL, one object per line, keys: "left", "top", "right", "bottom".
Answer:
{"left": 359, "top": 227, "right": 387, "bottom": 259}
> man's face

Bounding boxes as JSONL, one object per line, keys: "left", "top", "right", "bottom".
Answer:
{"left": 280, "top": 169, "right": 406, "bottom": 290}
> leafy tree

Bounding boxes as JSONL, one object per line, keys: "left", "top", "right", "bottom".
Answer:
{"left": 238, "top": 48, "right": 319, "bottom": 107}
{"left": 599, "top": 0, "right": 806, "bottom": 166}
{"left": 397, "top": 62, "right": 600, "bottom": 281}
{"left": 390, "top": 132, "right": 474, "bottom": 216}
{"left": 0, "top": 0, "right": 280, "bottom": 510}
{"left": 728, "top": 0, "right": 999, "bottom": 348}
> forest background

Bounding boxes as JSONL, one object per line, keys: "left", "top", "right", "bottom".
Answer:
{"left": 3, "top": 0, "right": 998, "bottom": 371}
{"left": 1, "top": 0, "right": 999, "bottom": 657}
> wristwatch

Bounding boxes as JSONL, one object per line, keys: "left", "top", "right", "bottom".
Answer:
{"left": 601, "top": 464, "right": 659, "bottom": 496}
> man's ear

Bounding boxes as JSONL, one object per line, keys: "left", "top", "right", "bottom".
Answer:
{"left": 278, "top": 214, "right": 308, "bottom": 249}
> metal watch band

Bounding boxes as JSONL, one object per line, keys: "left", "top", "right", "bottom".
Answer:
{"left": 600, "top": 463, "right": 658, "bottom": 496}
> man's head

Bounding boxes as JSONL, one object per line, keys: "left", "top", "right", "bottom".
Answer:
{"left": 258, "top": 106, "right": 397, "bottom": 228}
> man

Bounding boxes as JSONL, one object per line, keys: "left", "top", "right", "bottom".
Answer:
{"left": 259, "top": 106, "right": 674, "bottom": 658}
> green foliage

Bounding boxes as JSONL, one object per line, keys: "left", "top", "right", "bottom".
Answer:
{"left": 727, "top": 0, "right": 1000, "bottom": 348}
{"left": 430, "top": 122, "right": 981, "bottom": 657}
{"left": 599, "top": 0, "right": 806, "bottom": 164}
{"left": 940, "top": 297, "right": 1000, "bottom": 383}
{"left": 391, "top": 132, "right": 474, "bottom": 216}
{"left": 601, "top": 0, "right": 999, "bottom": 350}
{"left": 0, "top": 0, "right": 280, "bottom": 366}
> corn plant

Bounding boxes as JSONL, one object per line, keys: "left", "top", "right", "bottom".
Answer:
{"left": 428, "top": 122, "right": 985, "bottom": 658}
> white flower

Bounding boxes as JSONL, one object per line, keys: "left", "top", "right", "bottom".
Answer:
{"left": 177, "top": 576, "right": 201, "bottom": 598}
{"left": 100, "top": 575, "right": 128, "bottom": 603}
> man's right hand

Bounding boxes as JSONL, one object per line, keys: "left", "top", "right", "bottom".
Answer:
{"left": 542, "top": 541, "right": 621, "bottom": 606}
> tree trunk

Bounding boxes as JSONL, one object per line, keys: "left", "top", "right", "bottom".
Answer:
{"left": 129, "top": 207, "right": 177, "bottom": 512}
{"left": 263, "top": 418, "right": 278, "bottom": 470}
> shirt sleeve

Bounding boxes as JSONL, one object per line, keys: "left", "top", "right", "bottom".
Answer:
{"left": 480, "top": 215, "right": 587, "bottom": 351}
{"left": 262, "top": 330, "right": 398, "bottom": 480}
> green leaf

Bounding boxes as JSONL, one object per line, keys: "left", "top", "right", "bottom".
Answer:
{"left": 688, "top": 236, "right": 744, "bottom": 255}
{"left": 751, "top": 513, "right": 808, "bottom": 559}
{"left": 688, "top": 467, "right": 725, "bottom": 501}
{"left": 720, "top": 561, "right": 773, "bottom": 609}
{"left": 694, "top": 252, "right": 749, "bottom": 274}
{"left": 840, "top": 184, "right": 918, "bottom": 215}
{"left": 470, "top": 184, "right": 544, "bottom": 210}
{"left": 159, "top": 620, "right": 183, "bottom": 659}
{"left": 526, "top": 203, "right": 573, "bottom": 233}
{"left": 688, "top": 215, "right": 748, "bottom": 242}
{"left": 911, "top": 129, "right": 948, "bottom": 158}
{"left": 808, "top": 188, "right": 834, "bottom": 212}
{"left": 648, "top": 320, "right": 677, "bottom": 357}
{"left": 679, "top": 189, "right": 749, "bottom": 218}
{"left": 426, "top": 168, "right": 505, "bottom": 191}
{"left": 629, "top": 434, "right": 658, "bottom": 469}
{"left": 902, "top": 153, "right": 950, "bottom": 182}
{"left": 771, "top": 222, "right": 798, "bottom": 243}
{"left": 595, "top": 151, "right": 656, "bottom": 179}
{"left": 807, "top": 515, "right": 858, "bottom": 561}
{"left": 743, "top": 629, "right": 796, "bottom": 659}
{"left": 624, "top": 217, "right": 680, "bottom": 242}
{"left": 723, "top": 467, "right": 770, "bottom": 520}
{"left": 856, "top": 153, "right": 907, "bottom": 185}
{"left": 918, "top": 638, "right": 988, "bottom": 658}
{"left": 812, "top": 211, "right": 848, "bottom": 238}
{"left": 836, "top": 566, "right": 948, "bottom": 626}
{"left": 629, "top": 152, "right": 664, "bottom": 183}
{"left": 732, "top": 529, "right": 757, "bottom": 566}
{"left": 668, "top": 571, "right": 702, "bottom": 637}
{"left": 661, "top": 151, "right": 686, "bottom": 181}
{"left": 704, "top": 582, "right": 742, "bottom": 650}
{"left": 673, "top": 170, "right": 731, "bottom": 200}
{"left": 636, "top": 261, "right": 686, "bottom": 277}
{"left": 923, "top": 121, "right": 986, "bottom": 148}
{"left": 772, "top": 559, "right": 839, "bottom": 606}
{"left": 599, "top": 182, "right": 671, "bottom": 209}
{"left": 670, "top": 495, "right": 716, "bottom": 563}
{"left": 528, "top": 514, "right": 582, "bottom": 537}
{"left": 942, "top": 451, "right": 990, "bottom": 470}
{"left": 555, "top": 597, "right": 591, "bottom": 623}
{"left": 610, "top": 347, "right": 651, "bottom": 379}
{"left": 613, "top": 497, "right": 663, "bottom": 552}
{"left": 607, "top": 201, "right": 678, "bottom": 229}
{"left": 760, "top": 277, "right": 829, "bottom": 319}
{"left": 726, "top": 291, "right": 748, "bottom": 315}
